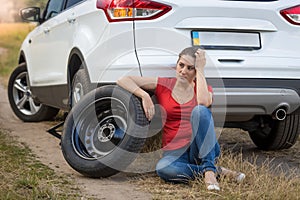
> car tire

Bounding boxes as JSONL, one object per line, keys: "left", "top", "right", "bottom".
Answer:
{"left": 61, "top": 85, "right": 149, "bottom": 178}
{"left": 249, "top": 114, "right": 300, "bottom": 150}
{"left": 7, "top": 63, "right": 59, "bottom": 122}
{"left": 71, "top": 69, "right": 91, "bottom": 107}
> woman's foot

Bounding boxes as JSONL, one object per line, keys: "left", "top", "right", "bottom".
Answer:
{"left": 220, "top": 167, "right": 246, "bottom": 183}
{"left": 204, "top": 171, "right": 220, "bottom": 191}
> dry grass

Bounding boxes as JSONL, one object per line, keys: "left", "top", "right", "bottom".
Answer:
{"left": 131, "top": 129, "right": 300, "bottom": 200}
{"left": 132, "top": 150, "right": 300, "bottom": 200}
{"left": 0, "top": 23, "right": 34, "bottom": 35}
{"left": 0, "top": 129, "right": 81, "bottom": 199}
{"left": 0, "top": 23, "right": 34, "bottom": 84}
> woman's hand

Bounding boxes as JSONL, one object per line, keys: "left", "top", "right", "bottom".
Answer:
{"left": 194, "top": 49, "right": 206, "bottom": 72}
{"left": 194, "top": 48, "right": 213, "bottom": 107}
{"left": 141, "top": 92, "right": 155, "bottom": 121}
{"left": 117, "top": 76, "right": 157, "bottom": 121}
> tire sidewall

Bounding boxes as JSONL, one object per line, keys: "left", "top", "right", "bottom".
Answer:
{"left": 71, "top": 69, "right": 91, "bottom": 107}
{"left": 7, "top": 63, "right": 58, "bottom": 122}
{"left": 61, "top": 85, "right": 149, "bottom": 177}
{"left": 249, "top": 114, "right": 300, "bottom": 150}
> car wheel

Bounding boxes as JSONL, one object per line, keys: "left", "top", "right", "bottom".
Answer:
{"left": 7, "top": 63, "right": 59, "bottom": 122}
{"left": 249, "top": 114, "right": 300, "bottom": 150}
{"left": 61, "top": 85, "right": 149, "bottom": 178}
{"left": 71, "top": 69, "right": 91, "bottom": 107}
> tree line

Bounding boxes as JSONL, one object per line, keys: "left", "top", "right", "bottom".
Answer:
{"left": 25, "top": 0, "right": 48, "bottom": 10}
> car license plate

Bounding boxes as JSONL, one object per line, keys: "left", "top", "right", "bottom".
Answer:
{"left": 191, "top": 31, "right": 261, "bottom": 50}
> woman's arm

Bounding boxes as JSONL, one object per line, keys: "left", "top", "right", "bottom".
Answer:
{"left": 194, "top": 49, "right": 213, "bottom": 107}
{"left": 117, "top": 76, "right": 157, "bottom": 120}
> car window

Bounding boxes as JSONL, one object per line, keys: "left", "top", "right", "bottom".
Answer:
{"left": 44, "top": 0, "right": 65, "bottom": 20}
{"left": 66, "top": 0, "right": 84, "bottom": 9}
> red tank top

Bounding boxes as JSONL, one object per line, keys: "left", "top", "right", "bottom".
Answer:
{"left": 155, "top": 77, "right": 213, "bottom": 150}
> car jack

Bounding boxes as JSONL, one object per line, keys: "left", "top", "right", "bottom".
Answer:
{"left": 47, "top": 112, "right": 68, "bottom": 139}
{"left": 47, "top": 121, "right": 64, "bottom": 139}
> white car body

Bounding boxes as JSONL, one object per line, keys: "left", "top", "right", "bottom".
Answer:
{"left": 21, "top": 0, "right": 300, "bottom": 114}
{"left": 10, "top": 0, "right": 300, "bottom": 150}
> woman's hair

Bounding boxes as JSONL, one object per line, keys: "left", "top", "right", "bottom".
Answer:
{"left": 177, "top": 46, "right": 200, "bottom": 63}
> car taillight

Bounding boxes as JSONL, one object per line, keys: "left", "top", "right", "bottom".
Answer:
{"left": 96, "top": 0, "right": 172, "bottom": 22}
{"left": 280, "top": 5, "right": 300, "bottom": 25}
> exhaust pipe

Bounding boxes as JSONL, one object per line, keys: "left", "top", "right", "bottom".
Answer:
{"left": 273, "top": 108, "right": 287, "bottom": 121}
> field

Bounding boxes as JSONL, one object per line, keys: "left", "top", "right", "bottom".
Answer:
{"left": 0, "top": 23, "right": 34, "bottom": 84}
{"left": 0, "top": 23, "right": 299, "bottom": 199}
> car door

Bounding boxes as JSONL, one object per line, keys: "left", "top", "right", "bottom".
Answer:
{"left": 26, "top": 0, "right": 78, "bottom": 87}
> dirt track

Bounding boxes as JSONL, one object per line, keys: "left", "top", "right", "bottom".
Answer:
{"left": 0, "top": 79, "right": 152, "bottom": 200}
{"left": 0, "top": 78, "right": 299, "bottom": 199}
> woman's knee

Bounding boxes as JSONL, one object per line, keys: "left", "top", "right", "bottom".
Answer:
{"left": 156, "top": 162, "right": 178, "bottom": 182}
{"left": 191, "top": 105, "right": 212, "bottom": 121}
{"left": 156, "top": 159, "right": 189, "bottom": 183}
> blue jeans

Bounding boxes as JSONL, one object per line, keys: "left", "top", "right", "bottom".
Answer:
{"left": 156, "top": 105, "right": 221, "bottom": 183}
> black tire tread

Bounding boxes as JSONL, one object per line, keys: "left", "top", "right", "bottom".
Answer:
{"left": 71, "top": 69, "right": 91, "bottom": 107}
{"left": 249, "top": 114, "right": 300, "bottom": 150}
{"left": 7, "top": 63, "right": 59, "bottom": 122}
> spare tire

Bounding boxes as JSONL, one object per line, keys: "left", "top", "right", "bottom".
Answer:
{"left": 61, "top": 85, "right": 149, "bottom": 178}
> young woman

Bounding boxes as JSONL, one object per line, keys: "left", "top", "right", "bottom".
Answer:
{"left": 117, "top": 47, "right": 245, "bottom": 191}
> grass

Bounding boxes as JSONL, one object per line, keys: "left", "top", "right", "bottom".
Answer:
{"left": 132, "top": 151, "right": 300, "bottom": 200}
{"left": 0, "top": 23, "right": 34, "bottom": 84}
{"left": 131, "top": 129, "right": 300, "bottom": 200}
{"left": 0, "top": 129, "right": 82, "bottom": 199}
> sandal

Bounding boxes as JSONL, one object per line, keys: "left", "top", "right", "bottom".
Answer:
{"left": 204, "top": 171, "right": 220, "bottom": 191}
{"left": 236, "top": 172, "right": 246, "bottom": 183}
{"left": 206, "top": 183, "right": 220, "bottom": 191}
{"left": 220, "top": 167, "right": 246, "bottom": 182}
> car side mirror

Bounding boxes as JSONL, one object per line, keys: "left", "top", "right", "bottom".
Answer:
{"left": 20, "top": 7, "right": 41, "bottom": 23}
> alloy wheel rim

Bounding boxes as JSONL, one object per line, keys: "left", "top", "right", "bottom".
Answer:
{"left": 12, "top": 72, "right": 41, "bottom": 115}
{"left": 73, "top": 82, "right": 84, "bottom": 105}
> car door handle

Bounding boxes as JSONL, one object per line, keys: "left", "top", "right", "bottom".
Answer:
{"left": 44, "top": 27, "right": 50, "bottom": 34}
{"left": 218, "top": 59, "right": 244, "bottom": 63}
{"left": 67, "top": 17, "right": 76, "bottom": 24}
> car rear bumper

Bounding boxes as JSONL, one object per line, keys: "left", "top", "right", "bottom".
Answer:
{"left": 208, "top": 78, "right": 300, "bottom": 122}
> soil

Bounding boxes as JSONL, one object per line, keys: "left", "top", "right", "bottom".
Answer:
{"left": 0, "top": 77, "right": 299, "bottom": 199}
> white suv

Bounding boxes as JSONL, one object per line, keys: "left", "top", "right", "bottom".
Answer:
{"left": 8, "top": 0, "right": 300, "bottom": 177}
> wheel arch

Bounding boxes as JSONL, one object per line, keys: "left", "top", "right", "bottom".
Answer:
{"left": 68, "top": 48, "right": 85, "bottom": 84}
{"left": 67, "top": 48, "right": 91, "bottom": 107}
{"left": 18, "top": 50, "right": 26, "bottom": 65}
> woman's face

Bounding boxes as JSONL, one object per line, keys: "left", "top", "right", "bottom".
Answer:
{"left": 176, "top": 54, "right": 196, "bottom": 84}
